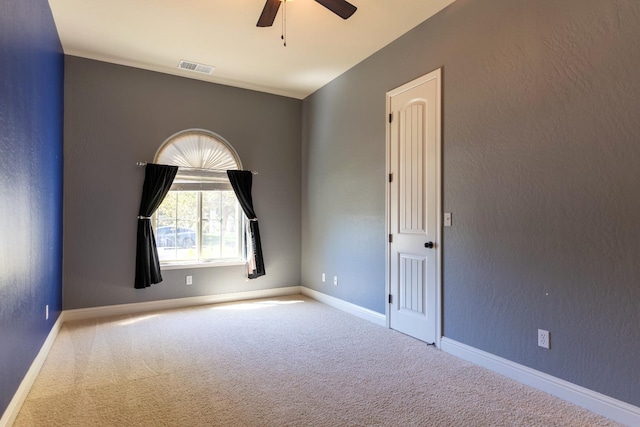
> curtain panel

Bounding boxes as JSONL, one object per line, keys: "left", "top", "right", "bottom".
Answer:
{"left": 227, "top": 170, "right": 265, "bottom": 279}
{"left": 135, "top": 163, "right": 178, "bottom": 288}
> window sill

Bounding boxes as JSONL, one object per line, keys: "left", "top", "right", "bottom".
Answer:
{"left": 160, "top": 260, "right": 246, "bottom": 270}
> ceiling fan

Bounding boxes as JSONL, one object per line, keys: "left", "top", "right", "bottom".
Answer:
{"left": 257, "top": 0, "right": 357, "bottom": 27}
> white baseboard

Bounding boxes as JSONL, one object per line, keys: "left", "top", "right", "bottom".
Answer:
{"left": 300, "top": 287, "right": 386, "bottom": 327}
{"left": 0, "top": 315, "right": 65, "bottom": 427}
{"left": 440, "top": 337, "right": 640, "bottom": 427}
{"left": 63, "top": 286, "right": 303, "bottom": 322}
{"left": 63, "top": 286, "right": 386, "bottom": 328}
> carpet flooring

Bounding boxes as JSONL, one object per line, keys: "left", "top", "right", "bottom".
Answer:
{"left": 14, "top": 295, "right": 621, "bottom": 426}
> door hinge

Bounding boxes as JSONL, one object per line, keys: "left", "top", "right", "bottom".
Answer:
{"left": 389, "top": 113, "right": 393, "bottom": 123}
{"left": 388, "top": 173, "right": 393, "bottom": 183}
{"left": 389, "top": 234, "right": 393, "bottom": 243}
{"left": 388, "top": 294, "right": 392, "bottom": 304}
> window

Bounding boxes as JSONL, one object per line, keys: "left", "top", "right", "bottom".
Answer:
{"left": 153, "top": 130, "right": 244, "bottom": 266}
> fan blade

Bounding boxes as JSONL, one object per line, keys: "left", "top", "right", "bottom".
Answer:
{"left": 257, "top": 0, "right": 281, "bottom": 27}
{"left": 315, "top": 0, "right": 357, "bottom": 19}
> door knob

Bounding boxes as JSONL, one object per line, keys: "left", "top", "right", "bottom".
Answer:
{"left": 424, "top": 242, "right": 434, "bottom": 249}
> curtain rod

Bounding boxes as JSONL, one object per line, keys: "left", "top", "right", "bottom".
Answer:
{"left": 136, "top": 162, "right": 257, "bottom": 175}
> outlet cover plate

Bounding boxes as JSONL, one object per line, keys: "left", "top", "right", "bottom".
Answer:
{"left": 538, "top": 329, "right": 550, "bottom": 349}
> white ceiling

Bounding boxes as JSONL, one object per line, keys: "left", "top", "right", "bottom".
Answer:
{"left": 48, "top": 0, "right": 455, "bottom": 99}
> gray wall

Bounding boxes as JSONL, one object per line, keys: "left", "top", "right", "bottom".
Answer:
{"left": 301, "top": 80, "right": 387, "bottom": 313}
{"left": 301, "top": 0, "right": 640, "bottom": 407}
{"left": 64, "top": 56, "right": 301, "bottom": 309}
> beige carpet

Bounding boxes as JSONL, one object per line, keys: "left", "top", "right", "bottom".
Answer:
{"left": 15, "top": 295, "right": 621, "bottom": 426}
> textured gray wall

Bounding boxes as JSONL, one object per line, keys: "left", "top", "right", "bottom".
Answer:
{"left": 301, "top": 81, "right": 387, "bottom": 313}
{"left": 64, "top": 56, "right": 301, "bottom": 309}
{"left": 301, "top": 0, "right": 640, "bottom": 407}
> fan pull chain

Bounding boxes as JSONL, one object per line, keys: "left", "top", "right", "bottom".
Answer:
{"left": 281, "top": 0, "right": 287, "bottom": 47}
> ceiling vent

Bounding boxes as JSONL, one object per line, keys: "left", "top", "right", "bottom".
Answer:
{"left": 178, "top": 60, "right": 215, "bottom": 75}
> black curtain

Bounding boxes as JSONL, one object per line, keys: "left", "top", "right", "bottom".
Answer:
{"left": 227, "top": 170, "right": 265, "bottom": 279}
{"left": 135, "top": 163, "right": 178, "bottom": 289}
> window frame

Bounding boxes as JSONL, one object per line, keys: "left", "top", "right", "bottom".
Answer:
{"left": 152, "top": 129, "right": 246, "bottom": 270}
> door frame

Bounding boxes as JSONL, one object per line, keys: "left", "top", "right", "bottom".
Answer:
{"left": 385, "top": 68, "right": 443, "bottom": 347}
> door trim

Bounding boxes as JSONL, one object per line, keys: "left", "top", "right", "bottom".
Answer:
{"left": 385, "top": 68, "right": 442, "bottom": 347}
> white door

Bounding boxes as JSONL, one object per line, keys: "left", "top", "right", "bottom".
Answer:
{"left": 387, "top": 69, "right": 441, "bottom": 344}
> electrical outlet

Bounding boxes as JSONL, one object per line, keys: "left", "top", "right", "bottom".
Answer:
{"left": 45, "top": 305, "right": 49, "bottom": 320}
{"left": 538, "top": 329, "right": 550, "bottom": 349}
{"left": 322, "top": 273, "right": 325, "bottom": 283}
{"left": 186, "top": 275, "right": 193, "bottom": 285}
{"left": 333, "top": 276, "right": 338, "bottom": 286}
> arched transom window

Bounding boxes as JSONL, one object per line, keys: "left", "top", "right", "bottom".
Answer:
{"left": 153, "top": 130, "right": 244, "bottom": 266}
